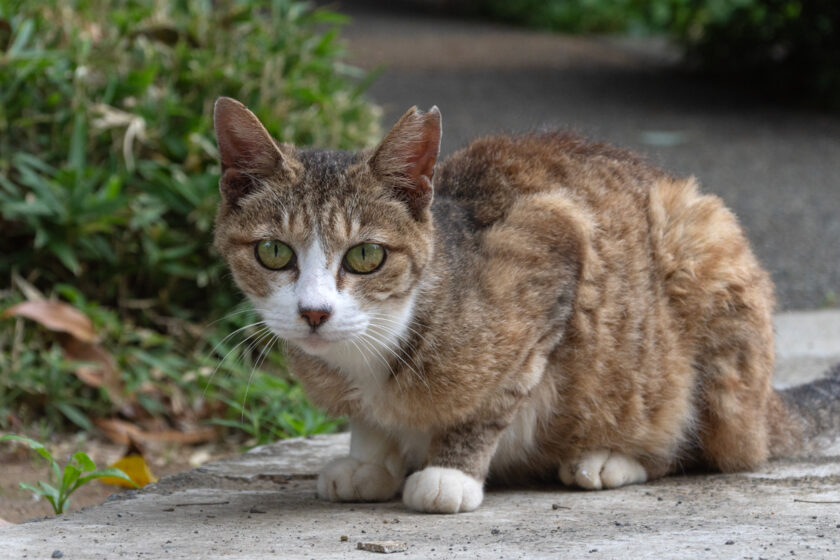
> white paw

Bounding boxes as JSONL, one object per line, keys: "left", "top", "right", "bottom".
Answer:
{"left": 558, "top": 450, "right": 647, "bottom": 490}
{"left": 402, "top": 467, "right": 483, "bottom": 513}
{"left": 317, "top": 456, "right": 402, "bottom": 502}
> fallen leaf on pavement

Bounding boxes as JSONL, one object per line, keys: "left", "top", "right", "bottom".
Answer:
{"left": 101, "top": 455, "right": 158, "bottom": 488}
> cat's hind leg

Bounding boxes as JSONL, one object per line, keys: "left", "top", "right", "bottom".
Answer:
{"left": 317, "top": 420, "right": 406, "bottom": 502}
{"left": 558, "top": 449, "right": 648, "bottom": 490}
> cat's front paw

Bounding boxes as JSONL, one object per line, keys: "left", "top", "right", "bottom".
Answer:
{"left": 402, "top": 467, "right": 483, "bottom": 513}
{"left": 558, "top": 449, "right": 648, "bottom": 490}
{"left": 317, "top": 456, "right": 402, "bottom": 502}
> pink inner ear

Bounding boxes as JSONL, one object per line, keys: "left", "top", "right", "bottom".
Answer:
{"left": 416, "top": 109, "right": 441, "bottom": 181}
{"left": 214, "top": 98, "right": 280, "bottom": 172}
{"left": 407, "top": 137, "right": 438, "bottom": 183}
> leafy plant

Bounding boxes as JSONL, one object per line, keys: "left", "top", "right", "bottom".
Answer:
{"left": 209, "top": 374, "right": 343, "bottom": 446}
{"left": 0, "top": 0, "right": 379, "bottom": 326}
{"left": 0, "top": 0, "right": 373, "bottom": 439}
{"left": 676, "top": 0, "right": 840, "bottom": 110}
{"left": 0, "top": 434, "right": 136, "bottom": 514}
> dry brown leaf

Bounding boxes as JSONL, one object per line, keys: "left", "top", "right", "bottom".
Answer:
{"left": 3, "top": 300, "right": 125, "bottom": 403}
{"left": 3, "top": 300, "right": 97, "bottom": 343}
{"left": 95, "top": 418, "right": 217, "bottom": 445}
{"left": 58, "top": 333, "right": 123, "bottom": 403}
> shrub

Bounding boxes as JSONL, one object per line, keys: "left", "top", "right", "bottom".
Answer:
{"left": 0, "top": 0, "right": 379, "bottom": 324}
{"left": 0, "top": 0, "right": 378, "bottom": 436}
{"left": 676, "top": 0, "right": 840, "bottom": 109}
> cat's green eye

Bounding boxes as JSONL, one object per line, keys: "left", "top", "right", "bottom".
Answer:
{"left": 344, "top": 243, "right": 386, "bottom": 274}
{"left": 255, "top": 240, "right": 295, "bottom": 270}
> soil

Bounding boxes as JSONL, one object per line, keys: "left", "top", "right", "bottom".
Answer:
{"left": 0, "top": 435, "right": 238, "bottom": 524}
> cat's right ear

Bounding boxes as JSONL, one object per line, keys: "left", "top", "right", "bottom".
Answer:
{"left": 369, "top": 106, "right": 441, "bottom": 219}
{"left": 213, "top": 97, "right": 293, "bottom": 206}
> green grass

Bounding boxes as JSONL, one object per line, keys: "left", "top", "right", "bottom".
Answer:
{"left": 0, "top": 0, "right": 377, "bottom": 443}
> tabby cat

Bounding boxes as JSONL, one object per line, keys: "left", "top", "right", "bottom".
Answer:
{"left": 212, "top": 97, "right": 838, "bottom": 513}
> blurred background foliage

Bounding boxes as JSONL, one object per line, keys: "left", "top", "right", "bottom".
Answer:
{"left": 0, "top": 0, "right": 378, "bottom": 443}
{"left": 461, "top": 0, "right": 839, "bottom": 109}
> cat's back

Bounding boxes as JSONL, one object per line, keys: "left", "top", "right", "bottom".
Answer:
{"left": 434, "top": 131, "right": 668, "bottom": 228}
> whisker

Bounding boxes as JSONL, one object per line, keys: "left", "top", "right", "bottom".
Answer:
{"left": 204, "top": 305, "right": 259, "bottom": 328}
{"left": 205, "top": 320, "right": 268, "bottom": 363}
{"left": 365, "top": 311, "right": 436, "bottom": 351}
{"left": 358, "top": 333, "right": 403, "bottom": 393}
{"left": 202, "top": 325, "right": 271, "bottom": 398}
{"left": 365, "top": 321, "right": 426, "bottom": 375}
{"left": 355, "top": 333, "right": 403, "bottom": 393}
{"left": 241, "top": 331, "right": 278, "bottom": 423}
{"left": 360, "top": 329, "right": 429, "bottom": 393}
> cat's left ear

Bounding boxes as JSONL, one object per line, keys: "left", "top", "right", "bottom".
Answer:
{"left": 369, "top": 106, "right": 441, "bottom": 218}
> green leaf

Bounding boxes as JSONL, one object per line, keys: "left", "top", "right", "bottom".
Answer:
{"left": 308, "top": 9, "right": 350, "bottom": 25}
{"left": 36, "top": 480, "right": 62, "bottom": 513}
{"left": 54, "top": 401, "right": 93, "bottom": 431}
{"left": 18, "top": 482, "right": 44, "bottom": 496}
{"left": 73, "top": 451, "right": 96, "bottom": 472}
{"left": 68, "top": 111, "right": 87, "bottom": 173}
{"left": 75, "top": 467, "right": 137, "bottom": 488}
{"left": 1, "top": 434, "right": 47, "bottom": 451}
{"left": 0, "top": 435, "right": 61, "bottom": 481}
{"left": 8, "top": 18, "right": 33, "bottom": 55}
{"left": 61, "top": 463, "right": 82, "bottom": 496}
{"left": 50, "top": 240, "right": 82, "bottom": 276}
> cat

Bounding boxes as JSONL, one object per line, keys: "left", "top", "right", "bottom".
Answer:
{"left": 212, "top": 97, "right": 839, "bottom": 513}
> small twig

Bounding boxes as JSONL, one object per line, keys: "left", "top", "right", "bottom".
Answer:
{"left": 793, "top": 499, "right": 840, "bottom": 504}
{"left": 174, "top": 501, "right": 231, "bottom": 507}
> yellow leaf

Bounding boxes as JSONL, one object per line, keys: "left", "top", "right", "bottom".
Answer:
{"left": 101, "top": 455, "right": 158, "bottom": 488}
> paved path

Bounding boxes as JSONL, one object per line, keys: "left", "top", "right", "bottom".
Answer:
{"left": 339, "top": 2, "right": 840, "bottom": 311}
{"left": 1, "top": 311, "right": 839, "bottom": 558}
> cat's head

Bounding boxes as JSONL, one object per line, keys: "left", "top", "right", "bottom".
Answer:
{"left": 212, "top": 97, "right": 440, "bottom": 362}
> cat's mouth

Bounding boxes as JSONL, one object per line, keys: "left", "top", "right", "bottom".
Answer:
{"left": 301, "top": 333, "right": 331, "bottom": 349}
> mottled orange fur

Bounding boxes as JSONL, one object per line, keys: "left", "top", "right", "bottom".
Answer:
{"left": 213, "top": 98, "right": 814, "bottom": 513}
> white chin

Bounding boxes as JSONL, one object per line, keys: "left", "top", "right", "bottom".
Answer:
{"left": 292, "top": 333, "right": 335, "bottom": 354}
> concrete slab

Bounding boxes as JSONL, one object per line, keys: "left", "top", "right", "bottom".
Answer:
{"left": 1, "top": 312, "right": 838, "bottom": 559}
{"left": 2, "top": 433, "right": 840, "bottom": 559}
{"left": 775, "top": 310, "right": 840, "bottom": 387}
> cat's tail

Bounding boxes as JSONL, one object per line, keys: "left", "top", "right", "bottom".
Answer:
{"left": 773, "top": 362, "right": 840, "bottom": 456}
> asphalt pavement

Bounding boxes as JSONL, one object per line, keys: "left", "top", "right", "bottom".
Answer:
{"left": 338, "top": 2, "right": 840, "bottom": 311}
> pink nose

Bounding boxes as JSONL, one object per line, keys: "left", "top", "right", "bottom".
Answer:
{"left": 299, "top": 308, "right": 331, "bottom": 328}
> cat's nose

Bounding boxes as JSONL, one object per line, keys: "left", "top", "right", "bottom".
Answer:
{"left": 299, "top": 307, "right": 331, "bottom": 329}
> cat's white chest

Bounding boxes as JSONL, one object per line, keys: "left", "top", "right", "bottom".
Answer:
{"left": 319, "top": 339, "right": 393, "bottom": 397}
